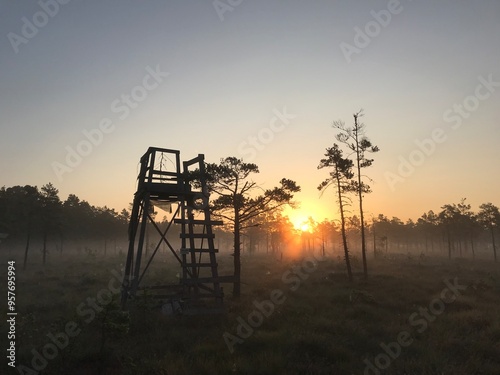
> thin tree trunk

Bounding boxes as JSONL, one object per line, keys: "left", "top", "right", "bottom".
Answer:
{"left": 336, "top": 170, "right": 352, "bottom": 282}
{"left": 372, "top": 222, "right": 376, "bottom": 259}
{"left": 233, "top": 210, "right": 241, "bottom": 297}
{"left": 23, "top": 229, "right": 31, "bottom": 270}
{"left": 470, "top": 233, "right": 475, "bottom": 260}
{"left": 266, "top": 231, "right": 269, "bottom": 253}
{"left": 42, "top": 231, "right": 48, "bottom": 265}
{"left": 353, "top": 115, "right": 368, "bottom": 280}
{"left": 359, "top": 193, "right": 367, "bottom": 278}
{"left": 447, "top": 229, "right": 452, "bottom": 260}
{"left": 491, "top": 227, "right": 497, "bottom": 262}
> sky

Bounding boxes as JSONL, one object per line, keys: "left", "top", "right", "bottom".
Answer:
{"left": 1, "top": 0, "right": 499, "bottom": 226}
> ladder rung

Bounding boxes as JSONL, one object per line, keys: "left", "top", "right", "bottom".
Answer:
{"left": 151, "top": 170, "right": 179, "bottom": 177}
{"left": 174, "top": 219, "right": 223, "bottom": 225}
{"left": 179, "top": 233, "right": 215, "bottom": 239}
{"left": 184, "top": 263, "right": 217, "bottom": 268}
{"left": 180, "top": 248, "right": 219, "bottom": 254}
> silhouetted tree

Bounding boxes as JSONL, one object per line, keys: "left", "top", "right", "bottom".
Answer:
{"left": 0, "top": 185, "right": 42, "bottom": 268}
{"left": 1, "top": 183, "right": 129, "bottom": 259}
{"left": 439, "top": 205, "right": 457, "bottom": 260}
{"left": 317, "top": 219, "right": 335, "bottom": 257}
{"left": 478, "top": 203, "right": 500, "bottom": 262}
{"left": 95, "top": 206, "right": 121, "bottom": 256}
{"left": 455, "top": 198, "right": 477, "bottom": 258}
{"left": 438, "top": 199, "right": 477, "bottom": 259}
{"left": 205, "top": 157, "right": 300, "bottom": 297}
{"left": 373, "top": 214, "right": 390, "bottom": 254}
{"left": 265, "top": 212, "right": 295, "bottom": 257}
{"left": 40, "top": 183, "right": 62, "bottom": 265}
{"left": 21, "top": 186, "right": 41, "bottom": 269}
{"left": 417, "top": 210, "right": 439, "bottom": 253}
{"left": 333, "top": 110, "right": 379, "bottom": 279}
{"left": 318, "top": 144, "right": 356, "bottom": 282}
{"left": 347, "top": 215, "right": 361, "bottom": 251}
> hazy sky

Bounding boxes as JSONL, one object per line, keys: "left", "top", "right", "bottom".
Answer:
{"left": 1, "top": 0, "right": 499, "bottom": 225}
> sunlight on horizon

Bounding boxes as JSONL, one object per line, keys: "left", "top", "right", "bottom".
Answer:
{"left": 285, "top": 198, "right": 339, "bottom": 230}
{"left": 299, "top": 222, "right": 311, "bottom": 233}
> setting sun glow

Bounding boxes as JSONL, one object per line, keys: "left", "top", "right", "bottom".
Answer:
{"left": 284, "top": 199, "right": 335, "bottom": 230}
{"left": 290, "top": 215, "right": 313, "bottom": 233}
{"left": 299, "top": 223, "right": 311, "bottom": 233}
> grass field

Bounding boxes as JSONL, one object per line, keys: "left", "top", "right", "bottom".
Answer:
{"left": 2, "top": 250, "right": 500, "bottom": 375}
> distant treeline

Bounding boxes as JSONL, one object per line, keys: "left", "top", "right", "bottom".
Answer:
{"left": 1, "top": 183, "right": 499, "bottom": 266}
{"left": 238, "top": 199, "right": 500, "bottom": 262}
{"left": 0, "top": 183, "right": 130, "bottom": 266}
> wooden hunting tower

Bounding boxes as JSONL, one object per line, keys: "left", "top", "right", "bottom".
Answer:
{"left": 121, "top": 147, "right": 232, "bottom": 313}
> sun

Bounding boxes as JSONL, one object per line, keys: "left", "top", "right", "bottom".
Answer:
{"left": 284, "top": 201, "right": 333, "bottom": 233}
{"left": 299, "top": 223, "right": 311, "bottom": 233}
{"left": 291, "top": 217, "right": 312, "bottom": 233}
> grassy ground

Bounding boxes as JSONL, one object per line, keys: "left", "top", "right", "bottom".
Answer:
{"left": 2, "top": 250, "right": 500, "bottom": 375}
